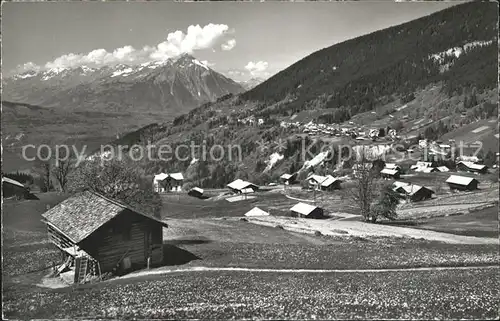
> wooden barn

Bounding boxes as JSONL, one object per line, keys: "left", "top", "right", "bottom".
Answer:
{"left": 163, "top": 173, "right": 184, "bottom": 191}
{"left": 2, "top": 177, "right": 28, "bottom": 199}
{"left": 280, "top": 173, "right": 298, "bottom": 185}
{"left": 456, "top": 161, "right": 488, "bottom": 174}
{"left": 188, "top": 187, "right": 204, "bottom": 198}
{"left": 445, "top": 175, "right": 479, "bottom": 191}
{"left": 380, "top": 168, "right": 401, "bottom": 179}
{"left": 41, "top": 191, "right": 168, "bottom": 284}
{"left": 393, "top": 184, "right": 434, "bottom": 202}
{"left": 227, "top": 179, "right": 259, "bottom": 194}
{"left": 290, "top": 202, "right": 324, "bottom": 219}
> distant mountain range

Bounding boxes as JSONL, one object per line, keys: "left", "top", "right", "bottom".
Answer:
{"left": 238, "top": 77, "right": 266, "bottom": 90}
{"left": 2, "top": 54, "right": 245, "bottom": 113}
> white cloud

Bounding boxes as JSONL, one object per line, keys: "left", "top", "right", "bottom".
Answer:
{"left": 201, "top": 60, "right": 215, "bottom": 67}
{"left": 221, "top": 39, "right": 236, "bottom": 51}
{"left": 16, "top": 62, "right": 41, "bottom": 73}
{"left": 244, "top": 61, "right": 269, "bottom": 76}
{"left": 18, "top": 23, "right": 232, "bottom": 72}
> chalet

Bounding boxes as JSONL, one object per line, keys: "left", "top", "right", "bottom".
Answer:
{"left": 227, "top": 179, "right": 259, "bottom": 194}
{"left": 2, "top": 177, "right": 28, "bottom": 199}
{"left": 188, "top": 187, "right": 204, "bottom": 198}
{"left": 41, "top": 191, "right": 168, "bottom": 284}
{"left": 417, "top": 167, "right": 438, "bottom": 173}
{"left": 456, "top": 161, "right": 488, "bottom": 174}
{"left": 393, "top": 184, "right": 434, "bottom": 202}
{"left": 153, "top": 173, "right": 169, "bottom": 192}
{"left": 319, "top": 175, "right": 341, "bottom": 191}
{"left": 280, "top": 173, "right": 298, "bottom": 185}
{"left": 445, "top": 175, "right": 479, "bottom": 191}
{"left": 380, "top": 168, "right": 400, "bottom": 179}
{"left": 163, "top": 173, "right": 184, "bottom": 191}
{"left": 290, "top": 202, "right": 324, "bottom": 219}
{"left": 244, "top": 207, "right": 270, "bottom": 217}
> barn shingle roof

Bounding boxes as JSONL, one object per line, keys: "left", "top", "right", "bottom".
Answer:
{"left": 41, "top": 191, "right": 168, "bottom": 243}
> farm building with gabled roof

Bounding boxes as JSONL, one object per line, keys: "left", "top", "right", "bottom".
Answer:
{"left": 41, "top": 191, "right": 168, "bottom": 283}
{"left": 445, "top": 175, "right": 479, "bottom": 191}
{"left": 290, "top": 202, "right": 324, "bottom": 219}
{"left": 393, "top": 184, "right": 434, "bottom": 202}
{"left": 2, "top": 177, "right": 28, "bottom": 199}
{"left": 380, "top": 168, "right": 401, "bottom": 179}
{"left": 153, "top": 172, "right": 184, "bottom": 192}
{"left": 244, "top": 207, "right": 270, "bottom": 217}
{"left": 384, "top": 163, "right": 402, "bottom": 171}
{"left": 280, "top": 172, "right": 297, "bottom": 185}
{"left": 319, "top": 175, "right": 341, "bottom": 191}
{"left": 188, "top": 187, "right": 204, "bottom": 198}
{"left": 456, "top": 161, "right": 488, "bottom": 174}
{"left": 227, "top": 179, "right": 259, "bottom": 194}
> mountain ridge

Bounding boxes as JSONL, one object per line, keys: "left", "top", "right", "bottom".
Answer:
{"left": 2, "top": 54, "right": 245, "bottom": 113}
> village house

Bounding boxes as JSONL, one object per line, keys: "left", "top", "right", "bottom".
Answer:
{"left": 456, "top": 161, "right": 488, "bottom": 174}
{"left": 41, "top": 191, "right": 168, "bottom": 284}
{"left": 2, "top": 177, "right": 29, "bottom": 199}
{"left": 318, "top": 175, "right": 342, "bottom": 191}
{"left": 153, "top": 173, "right": 169, "bottom": 192}
{"left": 380, "top": 168, "right": 401, "bottom": 179}
{"left": 393, "top": 184, "right": 434, "bottom": 202}
{"left": 153, "top": 173, "right": 184, "bottom": 192}
{"left": 227, "top": 179, "right": 259, "bottom": 194}
{"left": 280, "top": 173, "right": 298, "bottom": 185}
{"left": 290, "top": 202, "right": 324, "bottom": 219}
{"left": 188, "top": 187, "right": 204, "bottom": 198}
{"left": 445, "top": 175, "right": 479, "bottom": 191}
{"left": 384, "top": 163, "right": 402, "bottom": 172}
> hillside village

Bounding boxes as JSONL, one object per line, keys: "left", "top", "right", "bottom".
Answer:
{"left": 2, "top": 2, "right": 499, "bottom": 320}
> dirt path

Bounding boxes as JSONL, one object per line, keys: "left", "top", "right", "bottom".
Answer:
{"left": 119, "top": 265, "right": 499, "bottom": 280}
{"left": 247, "top": 216, "right": 499, "bottom": 244}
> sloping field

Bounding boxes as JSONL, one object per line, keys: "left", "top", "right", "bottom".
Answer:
{"left": 247, "top": 216, "right": 498, "bottom": 245}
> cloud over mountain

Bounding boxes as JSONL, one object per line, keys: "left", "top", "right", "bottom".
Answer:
{"left": 16, "top": 23, "right": 232, "bottom": 73}
{"left": 244, "top": 61, "right": 269, "bottom": 76}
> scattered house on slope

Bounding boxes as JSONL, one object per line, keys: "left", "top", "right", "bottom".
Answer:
{"left": 163, "top": 173, "right": 184, "bottom": 191}
{"left": 244, "top": 207, "right": 270, "bottom": 217}
{"left": 41, "top": 191, "right": 168, "bottom": 284}
{"left": 445, "top": 175, "right": 479, "bottom": 191}
{"left": 188, "top": 187, "right": 204, "bottom": 198}
{"left": 380, "top": 168, "right": 401, "bottom": 179}
{"left": 319, "top": 175, "right": 342, "bottom": 191}
{"left": 393, "top": 184, "right": 434, "bottom": 202}
{"left": 290, "top": 202, "right": 324, "bottom": 219}
{"left": 227, "top": 179, "right": 259, "bottom": 194}
{"left": 456, "top": 161, "right": 488, "bottom": 174}
{"left": 153, "top": 173, "right": 184, "bottom": 192}
{"left": 2, "top": 177, "right": 29, "bottom": 199}
{"left": 153, "top": 173, "right": 169, "bottom": 193}
{"left": 280, "top": 173, "right": 298, "bottom": 185}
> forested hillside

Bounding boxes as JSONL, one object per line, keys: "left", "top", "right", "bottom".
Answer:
{"left": 101, "top": 1, "right": 498, "bottom": 188}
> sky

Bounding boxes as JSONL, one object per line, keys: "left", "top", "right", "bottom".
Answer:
{"left": 2, "top": 1, "right": 459, "bottom": 81}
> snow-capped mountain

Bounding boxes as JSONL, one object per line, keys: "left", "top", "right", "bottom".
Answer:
{"left": 2, "top": 54, "right": 244, "bottom": 113}
{"left": 239, "top": 77, "right": 266, "bottom": 90}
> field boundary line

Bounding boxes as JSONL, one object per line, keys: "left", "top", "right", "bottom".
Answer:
{"left": 119, "top": 265, "right": 499, "bottom": 280}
